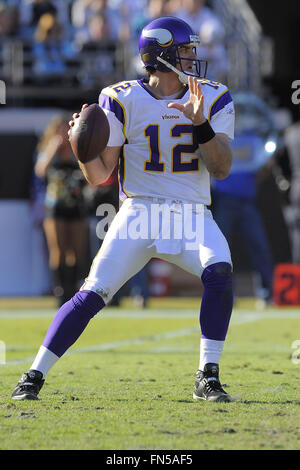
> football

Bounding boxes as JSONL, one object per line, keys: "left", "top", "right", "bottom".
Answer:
{"left": 69, "top": 103, "right": 110, "bottom": 163}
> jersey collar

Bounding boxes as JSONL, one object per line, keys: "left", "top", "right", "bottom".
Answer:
{"left": 137, "top": 78, "right": 188, "bottom": 100}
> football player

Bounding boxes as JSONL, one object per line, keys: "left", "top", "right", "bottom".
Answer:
{"left": 12, "top": 17, "right": 235, "bottom": 402}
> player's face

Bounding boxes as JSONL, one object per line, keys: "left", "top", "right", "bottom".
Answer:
{"left": 177, "top": 44, "right": 197, "bottom": 74}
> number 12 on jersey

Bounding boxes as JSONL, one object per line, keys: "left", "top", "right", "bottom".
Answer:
{"left": 144, "top": 124, "right": 199, "bottom": 173}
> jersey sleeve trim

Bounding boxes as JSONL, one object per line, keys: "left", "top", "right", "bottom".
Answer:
{"left": 99, "top": 92, "right": 128, "bottom": 140}
{"left": 99, "top": 93, "right": 124, "bottom": 124}
{"left": 208, "top": 89, "right": 232, "bottom": 122}
{"left": 119, "top": 144, "right": 130, "bottom": 199}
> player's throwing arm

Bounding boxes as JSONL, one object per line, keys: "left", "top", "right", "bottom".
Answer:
{"left": 68, "top": 103, "right": 121, "bottom": 186}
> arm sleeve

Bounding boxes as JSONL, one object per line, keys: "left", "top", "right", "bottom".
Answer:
{"left": 98, "top": 92, "right": 126, "bottom": 146}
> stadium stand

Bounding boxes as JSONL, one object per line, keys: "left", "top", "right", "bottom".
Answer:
{"left": 0, "top": 0, "right": 273, "bottom": 105}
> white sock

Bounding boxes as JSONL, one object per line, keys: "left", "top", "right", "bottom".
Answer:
{"left": 199, "top": 338, "right": 224, "bottom": 371}
{"left": 30, "top": 345, "right": 59, "bottom": 378}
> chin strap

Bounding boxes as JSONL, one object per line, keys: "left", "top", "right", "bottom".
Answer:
{"left": 157, "top": 56, "right": 189, "bottom": 85}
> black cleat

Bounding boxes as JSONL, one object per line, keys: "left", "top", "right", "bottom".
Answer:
{"left": 11, "top": 370, "right": 44, "bottom": 401}
{"left": 193, "top": 363, "right": 232, "bottom": 402}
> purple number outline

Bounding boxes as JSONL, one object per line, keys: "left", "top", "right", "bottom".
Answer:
{"left": 144, "top": 124, "right": 165, "bottom": 172}
{"left": 112, "top": 82, "right": 132, "bottom": 94}
{"left": 171, "top": 124, "right": 199, "bottom": 172}
{"left": 144, "top": 124, "right": 199, "bottom": 173}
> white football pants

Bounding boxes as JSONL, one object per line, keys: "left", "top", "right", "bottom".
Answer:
{"left": 80, "top": 197, "right": 232, "bottom": 303}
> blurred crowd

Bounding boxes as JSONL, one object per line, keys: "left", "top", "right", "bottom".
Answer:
{"left": 0, "top": 0, "right": 228, "bottom": 84}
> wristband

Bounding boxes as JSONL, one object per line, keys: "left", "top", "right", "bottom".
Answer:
{"left": 193, "top": 120, "right": 215, "bottom": 144}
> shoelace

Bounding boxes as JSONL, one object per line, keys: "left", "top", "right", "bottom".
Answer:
{"left": 18, "top": 375, "right": 40, "bottom": 393}
{"left": 204, "top": 377, "right": 225, "bottom": 394}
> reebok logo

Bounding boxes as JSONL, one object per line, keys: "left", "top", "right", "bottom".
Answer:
{"left": 162, "top": 114, "right": 180, "bottom": 120}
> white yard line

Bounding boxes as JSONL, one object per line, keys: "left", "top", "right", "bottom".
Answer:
{"left": 2, "top": 310, "right": 300, "bottom": 366}
{"left": 1, "top": 309, "right": 300, "bottom": 320}
{"left": 4, "top": 327, "right": 198, "bottom": 365}
{"left": 2, "top": 309, "right": 194, "bottom": 319}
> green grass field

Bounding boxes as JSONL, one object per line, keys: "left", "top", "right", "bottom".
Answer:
{"left": 0, "top": 297, "right": 299, "bottom": 450}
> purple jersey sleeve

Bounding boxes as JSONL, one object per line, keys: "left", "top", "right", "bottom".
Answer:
{"left": 98, "top": 92, "right": 125, "bottom": 146}
{"left": 209, "top": 90, "right": 235, "bottom": 141}
{"left": 209, "top": 90, "right": 233, "bottom": 121}
{"left": 99, "top": 92, "right": 125, "bottom": 125}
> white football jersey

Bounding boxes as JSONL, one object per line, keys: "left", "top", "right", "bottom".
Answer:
{"left": 98, "top": 78, "right": 234, "bottom": 205}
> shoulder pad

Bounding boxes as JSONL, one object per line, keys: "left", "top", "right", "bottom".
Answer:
{"left": 103, "top": 80, "right": 137, "bottom": 99}
{"left": 198, "top": 79, "right": 232, "bottom": 121}
{"left": 198, "top": 78, "right": 228, "bottom": 95}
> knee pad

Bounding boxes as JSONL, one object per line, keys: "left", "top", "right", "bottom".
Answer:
{"left": 201, "top": 262, "right": 233, "bottom": 288}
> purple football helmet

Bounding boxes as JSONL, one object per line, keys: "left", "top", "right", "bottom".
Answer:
{"left": 138, "top": 16, "right": 207, "bottom": 81}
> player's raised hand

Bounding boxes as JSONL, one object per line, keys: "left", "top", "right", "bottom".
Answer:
{"left": 168, "top": 77, "right": 206, "bottom": 125}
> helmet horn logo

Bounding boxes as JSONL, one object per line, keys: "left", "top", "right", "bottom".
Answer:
{"left": 142, "top": 28, "right": 173, "bottom": 47}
